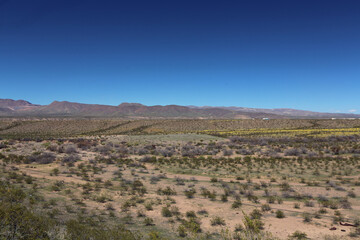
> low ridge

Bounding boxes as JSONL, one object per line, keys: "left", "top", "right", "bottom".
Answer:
{"left": 0, "top": 98, "right": 358, "bottom": 119}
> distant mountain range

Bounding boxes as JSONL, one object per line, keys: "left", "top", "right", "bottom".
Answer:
{"left": 0, "top": 99, "right": 359, "bottom": 119}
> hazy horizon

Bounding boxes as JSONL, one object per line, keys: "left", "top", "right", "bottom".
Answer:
{"left": 2, "top": 97, "right": 359, "bottom": 115}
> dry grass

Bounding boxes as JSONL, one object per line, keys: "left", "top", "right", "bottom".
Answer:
{"left": 0, "top": 119, "right": 359, "bottom": 138}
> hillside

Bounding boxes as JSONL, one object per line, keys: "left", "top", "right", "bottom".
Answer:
{"left": 0, "top": 99, "right": 359, "bottom": 119}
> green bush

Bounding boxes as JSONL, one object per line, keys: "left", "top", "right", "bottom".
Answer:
{"left": 161, "top": 207, "right": 173, "bottom": 217}
{"left": 210, "top": 216, "right": 226, "bottom": 226}
{"left": 242, "top": 211, "right": 264, "bottom": 233}
{"left": 0, "top": 180, "right": 141, "bottom": 240}
{"left": 275, "top": 210, "right": 285, "bottom": 218}
{"left": 288, "top": 230, "right": 308, "bottom": 240}
{"left": 144, "top": 217, "right": 154, "bottom": 226}
{"left": 177, "top": 225, "right": 187, "bottom": 237}
{"left": 232, "top": 199, "right": 242, "bottom": 209}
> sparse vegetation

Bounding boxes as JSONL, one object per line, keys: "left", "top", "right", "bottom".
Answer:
{"left": 0, "top": 118, "right": 359, "bottom": 239}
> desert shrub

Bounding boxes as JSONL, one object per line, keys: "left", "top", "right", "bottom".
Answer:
{"left": 0, "top": 185, "right": 51, "bottom": 239}
{"left": 304, "top": 200, "right": 314, "bottom": 207}
{"left": 200, "top": 187, "right": 210, "bottom": 198}
{"left": 26, "top": 152, "right": 56, "bottom": 164}
{"left": 47, "top": 144, "right": 58, "bottom": 152}
{"left": 280, "top": 182, "right": 291, "bottom": 191}
{"left": 190, "top": 177, "right": 198, "bottom": 182}
{"left": 63, "top": 144, "right": 78, "bottom": 154}
{"left": 288, "top": 231, "right": 308, "bottom": 240}
{"left": 144, "top": 202, "right": 153, "bottom": 211}
{"left": 144, "top": 217, "right": 154, "bottom": 226}
{"left": 318, "top": 208, "right": 327, "bottom": 214}
{"left": 348, "top": 191, "right": 356, "bottom": 198}
{"left": 333, "top": 210, "right": 344, "bottom": 224}
{"left": 62, "top": 154, "right": 79, "bottom": 166}
{"left": 197, "top": 209, "right": 208, "bottom": 215}
{"left": 303, "top": 212, "right": 312, "bottom": 222}
{"left": 210, "top": 177, "right": 218, "bottom": 183}
{"left": 104, "top": 180, "right": 113, "bottom": 188}
{"left": 157, "top": 186, "right": 176, "bottom": 196}
{"left": 349, "top": 227, "right": 360, "bottom": 238}
{"left": 242, "top": 211, "right": 264, "bottom": 233}
{"left": 177, "top": 224, "right": 187, "bottom": 237}
{"left": 180, "top": 217, "right": 202, "bottom": 233}
{"left": 51, "top": 168, "right": 59, "bottom": 176}
{"left": 234, "top": 224, "right": 244, "bottom": 232}
{"left": 0, "top": 143, "right": 7, "bottom": 149}
{"left": 250, "top": 209, "right": 262, "bottom": 220}
{"left": 261, "top": 204, "right": 271, "bottom": 212}
{"left": 247, "top": 194, "right": 259, "bottom": 203}
{"left": 221, "top": 194, "right": 228, "bottom": 202}
{"left": 184, "top": 188, "right": 196, "bottom": 199}
{"left": 275, "top": 210, "right": 285, "bottom": 218}
{"left": 208, "top": 190, "right": 217, "bottom": 201}
{"left": 95, "top": 195, "right": 108, "bottom": 203}
{"left": 175, "top": 177, "right": 185, "bottom": 185}
{"left": 130, "top": 179, "right": 147, "bottom": 196}
{"left": 186, "top": 211, "right": 197, "bottom": 218}
{"left": 136, "top": 209, "right": 146, "bottom": 218}
{"left": 354, "top": 218, "right": 360, "bottom": 227}
{"left": 267, "top": 196, "right": 276, "bottom": 204}
{"left": 161, "top": 207, "right": 172, "bottom": 217}
{"left": 25, "top": 176, "right": 33, "bottom": 184}
{"left": 104, "top": 203, "right": 114, "bottom": 211}
{"left": 211, "top": 216, "right": 226, "bottom": 226}
{"left": 140, "top": 156, "right": 156, "bottom": 163}
{"left": 157, "top": 148, "right": 174, "bottom": 157}
{"left": 314, "top": 211, "right": 322, "bottom": 219}
{"left": 50, "top": 181, "right": 64, "bottom": 192}
{"left": 284, "top": 148, "right": 303, "bottom": 156}
{"left": 232, "top": 199, "right": 242, "bottom": 209}
{"left": 236, "top": 176, "right": 245, "bottom": 180}
{"left": 320, "top": 198, "right": 339, "bottom": 209}
{"left": 169, "top": 206, "right": 180, "bottom": 216}
{"left": 150, "top": 176, "right": 160, "bottom": 184}
{"left": 76, "top": 139, "right": 96, "bottom": 150}
{"left": 339, "top": 198, "right": 352, "bottom": 209}
{"left": 223, "top": 149, "right": 233, "bottom": 156}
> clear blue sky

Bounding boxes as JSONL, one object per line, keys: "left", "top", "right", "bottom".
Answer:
{"left": 0, "top": 0, "right": 359, "bottom": 113}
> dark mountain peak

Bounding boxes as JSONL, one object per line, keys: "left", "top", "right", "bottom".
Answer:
{"left": 0, "top": 99, "right": 39, "bottom": 112}
{"left": 0, "top": 98, "right": 34, "bottom": 107}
